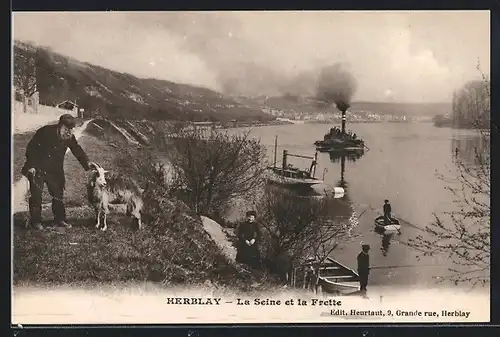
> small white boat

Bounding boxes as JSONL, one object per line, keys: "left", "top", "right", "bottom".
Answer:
{"left": 375, "top": 216, "right": 401, "bottom": 232}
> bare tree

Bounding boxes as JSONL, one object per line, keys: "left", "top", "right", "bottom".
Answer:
{"left": 257, "top": 187, "right": 358, "bottom": 286}
{"left": 13, "top": 45, "right": 38, "bottom": 113}
{"left": 451, "top": 65, "right": 490, "bottom": 129}
{"left": 406, "top": 66, "right": 490, "bottom": 287}
{"left": 165, "top": 126, "right": 267, "bottom": 217}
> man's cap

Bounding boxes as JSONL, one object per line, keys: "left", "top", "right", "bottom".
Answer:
{"left": 362, "top": 244, "right": 371, "bottom": 250}
{"left": 59, "top": 114, "right": 76, "bottom": 128}
{"left": 384, "top": 199, "right": 389, "bottom": 203}
{"left": 246, "top": 210, "right": 257, "bottom": 217}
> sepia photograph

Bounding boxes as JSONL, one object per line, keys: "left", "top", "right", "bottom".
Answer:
{"left": 11, "top": 10, "right": 490, "bottom": 324}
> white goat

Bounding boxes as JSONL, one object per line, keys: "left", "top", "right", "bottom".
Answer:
{"left": 87, "top": 162, "right": 144, "bottom": 232}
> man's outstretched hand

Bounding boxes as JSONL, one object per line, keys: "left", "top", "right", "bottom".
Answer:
{"left": 87, "top": 162, "right": 98, "bottom": 171}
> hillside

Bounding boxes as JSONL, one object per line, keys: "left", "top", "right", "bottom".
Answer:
{"left": 13, "top": 40, "right": 274, "bottom": 122}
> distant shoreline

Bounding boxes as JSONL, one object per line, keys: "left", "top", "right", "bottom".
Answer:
{"left": 223, "top": 119, "right": 435, "bottom": 129}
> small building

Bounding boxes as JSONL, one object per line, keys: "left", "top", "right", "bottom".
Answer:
{"left": 57, "top": 100, "right": 78, "bottom": 111}
{"left": 90, "top": 109, "right": 100, "bottom": 118}
{"left": 56, "top": 100, "right": 79, "bottom": 117}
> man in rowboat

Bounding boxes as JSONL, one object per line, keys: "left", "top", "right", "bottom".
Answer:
{"left": 383, "top": 199, "right": 392, "bottom": 225}
{"left": 357, "top": 244, "right": 371, "bottom": 295}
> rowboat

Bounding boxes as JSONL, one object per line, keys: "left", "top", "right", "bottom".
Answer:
{"left": 316, "top": 257, "right": 360, "bottom": 295}
{"left": 374, "top": 216, "right": 402, "bottom": 232}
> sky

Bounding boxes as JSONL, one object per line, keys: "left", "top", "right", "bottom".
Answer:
{"left": 13, "top": 11, "right": 490, "bottom": 103}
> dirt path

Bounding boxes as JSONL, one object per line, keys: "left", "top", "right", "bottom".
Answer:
{"left": 200, "top": 216, "right": 237, "bottom": 262}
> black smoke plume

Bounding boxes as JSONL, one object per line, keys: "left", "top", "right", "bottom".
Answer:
{"left": 316, "top": 63, "right": 357, "bottom": 112}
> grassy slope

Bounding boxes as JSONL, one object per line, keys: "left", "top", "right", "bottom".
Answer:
{"left": 13, "top": 120, "right": 274, "bottom": 290}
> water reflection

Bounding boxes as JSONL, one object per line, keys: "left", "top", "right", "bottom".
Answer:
{"left": 323, "top": 149, "right": 366, "bottom": 221}
{"left": 381, "top": 232, "right": 393, "bottom": 256}
{"left": 373, "top": 212, "right": 397, "bottom": 257}
{"left": 328, "top": 149, "right": 397, "bottom": 257}
{"left": 328, "top": 148, "right": 365, "bottom": 166}
{"left": 451, "top": 132, "right": 490, "bottom": 167}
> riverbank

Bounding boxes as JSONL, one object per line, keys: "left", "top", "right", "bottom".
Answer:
{"left": 220, "top": 120, "right": 293, "bottom": 129}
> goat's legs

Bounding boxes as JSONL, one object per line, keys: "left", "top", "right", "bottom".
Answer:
{"left": 101, "top": 207, "right": 109, "bottom": 231}
{"left": 127, "top": 201, "right": 143, "bottom": 230}
{"left": 95, "top": 208, "right": 101, "bottom": 229}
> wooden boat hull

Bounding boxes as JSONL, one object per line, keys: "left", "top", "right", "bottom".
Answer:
{"left": 316, "top": 257, "right": 360, "bottom": 295}
{"left": 329, "top": 146, "right": 365, "bottom": 152}
{"left": 375, "top": 216, "right": 401, "bottom": 232}
{"left": 314, "top": 139, "right": 364, "bottom": 151}
{"left": 266, "top": 170, "right": 323, "bottom": 187}
{"left": 267, "top": 177, "right": 322, "bottom": 187}
{"left": 318, "top": 278, "right": 360, "bottom": 294}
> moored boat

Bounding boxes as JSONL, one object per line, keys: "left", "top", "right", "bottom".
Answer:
{"left": 266, "top": 166, "right": 323, "bottom": 187}
{"left": 266, "top": 136, "right": 323, "bottom": 188}
{"left": 316, "top": 257, "right": 360, "bottom": 295}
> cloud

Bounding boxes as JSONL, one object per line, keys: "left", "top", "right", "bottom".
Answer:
{"left": 13, "top": 12, "right": 221, "bottom": 90}
{"left": 383, "top": 29, "right": 452, "bottom": 102}
{"left": 12, "top": 11, "right": 490, "bottom": 103}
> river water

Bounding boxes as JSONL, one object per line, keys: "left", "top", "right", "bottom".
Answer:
{"left": 228, "top": 122, "right": 489, "bottom": 288}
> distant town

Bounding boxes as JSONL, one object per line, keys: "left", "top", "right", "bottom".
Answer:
{"left": 263, "top": 106, "right": 434, "bottom": 123}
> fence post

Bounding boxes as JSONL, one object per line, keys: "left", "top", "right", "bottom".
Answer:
{"left": 302, "top": 266, "right": 307, "bottom": 289}
{"left": 32, "top": 91, "right": 39, "bottom": 114}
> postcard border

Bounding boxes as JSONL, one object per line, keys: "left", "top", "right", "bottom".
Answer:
{"left": 7, "top": 0, "right": 499, "bottom": 335}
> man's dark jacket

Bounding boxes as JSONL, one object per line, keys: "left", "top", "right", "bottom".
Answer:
{"left": 21, "top": 124, "right": 90, "bottom": 182}
{"left": 357, "top": 251, "right": 370, "bottom": 276}
{"left": 383, "top": 203, "right": 392, "bottom": 215}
